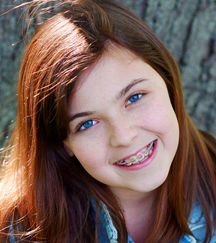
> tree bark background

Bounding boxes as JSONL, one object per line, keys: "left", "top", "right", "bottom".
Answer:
{"left": 0, "top": 0, "right": 216, "bottom": 148}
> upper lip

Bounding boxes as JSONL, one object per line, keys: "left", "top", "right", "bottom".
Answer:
{"left": 114, "top": 140, "right": 154, "bottom": 163}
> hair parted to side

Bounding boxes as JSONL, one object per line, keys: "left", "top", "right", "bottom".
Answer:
{"left": 1, "top": 0, "right": 216, "bottom": 242}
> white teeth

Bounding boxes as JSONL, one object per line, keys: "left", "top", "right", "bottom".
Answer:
{"left": 137, "top": 152, "right": 144, "bottom": 161}
{"left": 130, "top": 156, "right": 138, "bottom": 164}
{"left": 126, "top": 162, "right": 132, "bottom": 166}
{"left": 116, "top": 141, "right": 154, "bottom": 166}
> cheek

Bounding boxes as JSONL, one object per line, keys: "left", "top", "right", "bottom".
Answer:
{"left": 71, "top": 136, "right": 108, "bottom": 171}
{"left": 138, "top": 98, "right": 176, "bottom": 129}
{"left": 136, "top": 95, "right": 179, "bottom": 146}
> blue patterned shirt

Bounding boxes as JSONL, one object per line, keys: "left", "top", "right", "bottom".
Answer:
{"left": 95, "top": 200, "right": 216, "bottom": 243}
{"left": 8, "top": 200, "right": 216, "bottom": 242}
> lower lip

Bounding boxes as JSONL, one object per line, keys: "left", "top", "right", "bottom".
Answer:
{"left": 114, "top": 140, "right": 158, "bottom": 171}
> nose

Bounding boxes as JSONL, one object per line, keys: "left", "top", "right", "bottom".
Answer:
{"left": 109, "top": 116, "right": 137, "bottom": 147}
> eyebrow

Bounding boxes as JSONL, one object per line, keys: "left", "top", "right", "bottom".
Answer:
{"left": 69, "top": 78, "right": 147, "bottom": 122}
{"left": 116, "top": 78, "right": 148, "bottom": 100}
{"left": 69, "top": 111, "right": 95, "bottom": 122}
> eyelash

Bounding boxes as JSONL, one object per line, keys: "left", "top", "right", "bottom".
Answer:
{"left": 76, "top": 92, "right": 144, "bottom": 132}
{"left": 77, "top": 120, "right": 98, "bottom": 132}
{"left": 126, "top": 92, "right": 144, "bottom": 106}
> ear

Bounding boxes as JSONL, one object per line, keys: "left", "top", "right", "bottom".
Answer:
{"left": 63, "top": 140, "right": 74, "bottom": 157}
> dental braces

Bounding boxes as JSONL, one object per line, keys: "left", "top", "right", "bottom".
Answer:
{"left": 116, "top": 141, "right": 154, "bottom": 166}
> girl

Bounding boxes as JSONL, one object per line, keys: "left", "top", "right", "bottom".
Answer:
{"left": 1, "top": 0, "right": 216, "bottom": 242}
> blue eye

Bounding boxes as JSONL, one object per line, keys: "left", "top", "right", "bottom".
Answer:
{"left": 79, "top": 120, "right": 97, "bottom": 131}
{"left": 126, "top": 93, "right": 143, "bottom": 105}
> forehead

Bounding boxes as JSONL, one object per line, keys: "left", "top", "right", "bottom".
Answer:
{"left": 68, "top": 46, "right": 140, "bottom": 107}
{"left": 75, "top": 45, "right": 141, "bottom": 90}
{"left": 80, "top": 45, "right": 138, "bottom": 82}
{"left": 67, "top": 44, "right": 166, "bottom": 119}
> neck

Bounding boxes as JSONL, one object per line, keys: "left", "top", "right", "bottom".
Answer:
{"left": 109, "top": 188, "right": 158, "bottom": 243}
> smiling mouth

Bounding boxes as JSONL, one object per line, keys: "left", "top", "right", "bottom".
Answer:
{"left": 116, "top": 141, "right": 155, "bottom": 166}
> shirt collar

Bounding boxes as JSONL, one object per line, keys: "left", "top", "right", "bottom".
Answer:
{"left": 92, "top": 198, "right": 202, "bottom": 243}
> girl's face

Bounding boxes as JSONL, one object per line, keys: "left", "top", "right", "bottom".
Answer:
{"left": 64, "top": 46, "right": 179, "bottom": 197}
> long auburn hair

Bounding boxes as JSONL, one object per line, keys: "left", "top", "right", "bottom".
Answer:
{"left": 1, "top": 0, "right": 216, "bottom": 242}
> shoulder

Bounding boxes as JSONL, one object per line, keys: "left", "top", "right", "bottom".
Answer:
{"left": 7, "top": 224, "right": 16, "bottom": 243}
{"left": 179, "top": 201, "right": 216, "bottom": 243}
{"left": 188, "top": 201, "right": 207, "bottom": 240}
{"left": 93, "top": 198, "right": 216, "bottom": 243}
